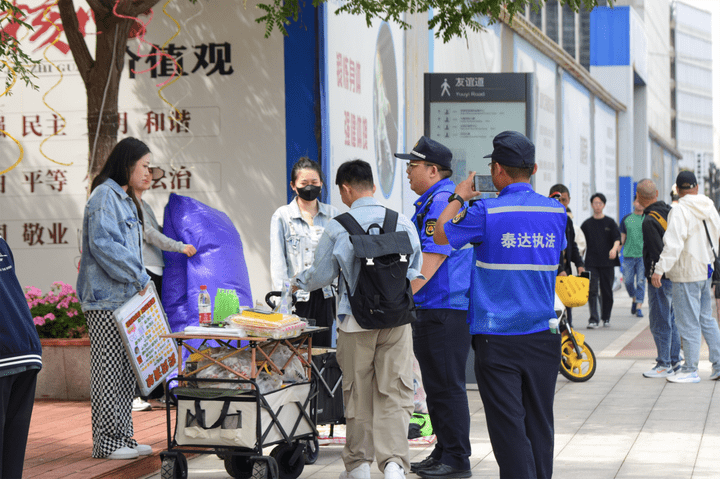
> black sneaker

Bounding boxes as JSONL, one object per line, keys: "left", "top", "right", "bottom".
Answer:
{"left": 631, "top": 302, "right": 637, "bottom": 314}
{"left": 587, "top": 322, "right": 599, "bottom": 329}
{"left": 411, "top": 457, "right": 440, "bottom": 473}
{"left": 603, "top": 320, "right": 610, "bottom": 328}
{"left": 417, "top": 464, "right": 472, "bottom": 479}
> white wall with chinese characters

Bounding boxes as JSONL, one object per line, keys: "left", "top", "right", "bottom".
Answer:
{"left": 322, "top": 3, "right": 406, "bottom": 211}
{"left": 562, "top": 73, "right": 593, "bottom": 226}
{"left": 0, "top": 0, "right": 286, "bottom": 302}
{"left": 515, "top": 36, "right": 558, "bottom": 198}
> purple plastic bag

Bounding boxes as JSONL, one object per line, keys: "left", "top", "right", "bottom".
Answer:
{"left": 161, "top": 193, "right": 253, "bottom": 367}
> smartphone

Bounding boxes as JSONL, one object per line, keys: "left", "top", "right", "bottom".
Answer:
{"left": 473, "top": 175, "right": 497, "bottom": 193}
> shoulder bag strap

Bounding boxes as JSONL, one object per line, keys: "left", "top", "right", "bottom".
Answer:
{"left": 335, "top": 212, "right": 366, "bottom": 236}
{"left": 382, "top": 208, "right": 399, "bottom": 233}
{"left": 703, "top": 220, "right": 718, "bottom": 261}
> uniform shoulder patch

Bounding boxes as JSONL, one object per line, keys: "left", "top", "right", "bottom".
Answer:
{"left": 425, "top": 219, "right": 437, "bottom": 236}
{"left": 451, "top": 209, "right": 467, "bottom": 224}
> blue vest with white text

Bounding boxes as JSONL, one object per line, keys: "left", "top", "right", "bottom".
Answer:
{"left": 469, "top": 186, "right": 566, "bottom": 335}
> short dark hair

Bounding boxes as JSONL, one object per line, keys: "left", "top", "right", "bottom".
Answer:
{"left": 549, "top": 184, "right": 569, "bottom": 196}
{"left": 496, "top": 162, "right": 532, "bottom": 180}
{"left": 335, "top": 159, "right": 374, "bottom": 191}
{"left": 438, "top": 167, "right": 453, "bottom": 180}
{"left": 291, "top": 156, "right": 325, "bottom": 185}
{"left": 590, "top": 193, "right": 606, "bottom": 205}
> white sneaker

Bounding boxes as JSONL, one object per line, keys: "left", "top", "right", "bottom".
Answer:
{"left": 643, "top": 364, "right": 675, "bottom": 378}
{"left": 384, "top": 461, "right": 405, "bottom": 479}
{"left": 339, "top": 463, "right": 371, "bottom": 479}
{"left": 132, "top": 397, "right": 152, "bottom": 412}
{"left": 666, "top": 370, "right": 701, "bottom": 383}
{"left": 107, "top": 446, "right": 140, "bottom": 460}
{"left": 133, "top": 444, "right": 153, "bottom": 456}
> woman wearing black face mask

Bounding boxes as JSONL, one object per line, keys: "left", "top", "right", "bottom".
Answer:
{"left": 270, "top": 157, "right": 339, "bottom": 346}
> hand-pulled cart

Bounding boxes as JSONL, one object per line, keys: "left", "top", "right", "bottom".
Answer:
{"left": 158, "top": 328, "right": 326, "bottom": 479}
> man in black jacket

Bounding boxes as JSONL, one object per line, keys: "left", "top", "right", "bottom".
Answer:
{"left": 549, "top": 184, "right": 585, "bottom": 326}
{"left": 636, "top": 179, "right": 682, "bottom": 378}
{"left": 0, "top": 235, "right": 43, "bottom": 478}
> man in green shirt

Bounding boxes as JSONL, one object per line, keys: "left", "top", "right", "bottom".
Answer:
{"left": 620, "top": 198, "right": 645, "bottom": 317}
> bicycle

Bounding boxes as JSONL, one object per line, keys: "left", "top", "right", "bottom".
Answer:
{"left": 555, "top": 273, "right": 597, "bottom": 382}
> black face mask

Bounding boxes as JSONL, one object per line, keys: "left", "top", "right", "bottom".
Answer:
{"left": 297, "top": 185, "right": 322, "bottom": 202}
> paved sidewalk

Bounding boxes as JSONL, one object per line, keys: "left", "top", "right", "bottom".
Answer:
{"left": 26, "top": 288, "right": 720, "bottom": 478}
{"left": 141, "top": 291, "right": 720, "bottom": 479}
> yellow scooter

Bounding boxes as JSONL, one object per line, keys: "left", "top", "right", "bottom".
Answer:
{"left": 555, "top": 273, "right": 597, "bottom": 382}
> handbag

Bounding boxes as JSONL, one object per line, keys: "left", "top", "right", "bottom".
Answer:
{"left": 702, "top": 220, "right": 720, "bottom": 286}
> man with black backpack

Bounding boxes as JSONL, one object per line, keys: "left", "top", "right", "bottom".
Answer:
{"left": 295, "top": 159, "right": 423, "bottom": 479}
{"left": 394, "top": 137, "right": 473, "bottom": 479}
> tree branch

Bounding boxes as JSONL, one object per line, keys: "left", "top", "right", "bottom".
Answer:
{"left": 127, "top": 0, "right": 161, "bottom": 16}
{"left": 85, "top": 0, "right": 108, "bottom": 16}
{"left": 58, "top": 0, "right": 93, "bottom": 86}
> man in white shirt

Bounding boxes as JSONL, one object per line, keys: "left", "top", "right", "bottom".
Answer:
{"left": 651, "top": 171, "right": 720, "bottom": 383}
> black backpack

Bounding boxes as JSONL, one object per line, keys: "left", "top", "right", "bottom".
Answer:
{"left": 335, "top": 208, "right": 416, "bottom": 330}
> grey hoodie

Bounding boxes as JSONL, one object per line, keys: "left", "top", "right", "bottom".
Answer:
{"left": 656, "top": 194, "right": 720, "bottom": 283}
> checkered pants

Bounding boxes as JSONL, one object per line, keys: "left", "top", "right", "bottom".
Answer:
{"left": 86, "top": 310, "right": 138, "bottom": 458}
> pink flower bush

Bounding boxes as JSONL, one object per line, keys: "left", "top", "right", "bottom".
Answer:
{"left": 26, "top": 282, "right": 86, "bottom": 339}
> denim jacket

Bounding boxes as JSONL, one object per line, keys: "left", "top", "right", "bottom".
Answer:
{"left": 270, "top": 198, "right": 338, "bottom": 301}
{"left": 77, "top": 179, "right": 151, "bottom": 312}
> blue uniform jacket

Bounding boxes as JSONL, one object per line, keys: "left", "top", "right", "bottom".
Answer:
{"left": 444, "top": 183, "right": 567, "bottom": 335}
{"left": 412, "top": 178, "right": 471, "bottom": 310}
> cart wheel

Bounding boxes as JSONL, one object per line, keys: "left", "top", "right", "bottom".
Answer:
{"left": 224, "top": 454, "right": 254, "bottom": 479}
{"left": 253, "top": 460, "right": 270, "bottom": 479}
{"left": 160, "top": 453, "right": 188, "bottom": 479}
{"left": 270, "top": 443, "right": 305, "bottom": 479}
{"left": 303, "top": 437, "right": 320, "bottom": 464}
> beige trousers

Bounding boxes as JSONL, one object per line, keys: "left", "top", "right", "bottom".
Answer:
{"left": 336, "top": 324, "right": 414, "bottom": 473}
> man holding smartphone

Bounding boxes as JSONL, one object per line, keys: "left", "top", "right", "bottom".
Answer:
{"left": 394, "top": 137, "right": 473, "bottom": 479}
{"left": 435, "top": 131, "right": 566, "bottom": 479}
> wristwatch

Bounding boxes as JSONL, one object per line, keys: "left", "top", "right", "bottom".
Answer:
{"left": 448, "top": 193, "right": 464, "bottom": 207}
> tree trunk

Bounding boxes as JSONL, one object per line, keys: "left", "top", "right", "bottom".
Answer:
{"left": 85, "top": 15, "right": 132, "bottom": 179}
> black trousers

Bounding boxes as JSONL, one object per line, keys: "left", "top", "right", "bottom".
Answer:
{"left": 0, "top": 369, "right": 38, "bottom": 479}
{"left": 473, "top": 330, "right": 561, "bottom": 479}
{"left": 294, "top": 289, "right": 336, "bottom": 347}
{"left": 412, "top": 309, "right": 472, "bottom": 470}
{"left": 587, "top": 266, "right": 615, "bottom": 323}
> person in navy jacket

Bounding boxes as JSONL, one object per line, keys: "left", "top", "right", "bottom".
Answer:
{"left": 0, "top": 235, "right": 43, "bottom": 478}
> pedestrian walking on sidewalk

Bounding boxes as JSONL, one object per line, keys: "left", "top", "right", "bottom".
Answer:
{"left": 637, "top": 179, "right": 682, "bottom": 378}
{"left": 581, "top": 193, "right": 621, "bottom": 328}
{"left": 77, "top": 137, "right": 155, "bottom": 460}
{"left": 651, "top": 171, "right": 720, "bottom": 383}
{"left": 620, "top": 198, "right": 646, "bottom": 317}
{"left": 0, "top": 236, "right": 43, "bottom": 478}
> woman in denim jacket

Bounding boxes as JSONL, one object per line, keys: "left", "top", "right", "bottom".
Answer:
{"left": 76, "top": 137, "right": 153, "bottom": 460}
{"left": 270, "top": 157, "right": 338, "bottom": 346}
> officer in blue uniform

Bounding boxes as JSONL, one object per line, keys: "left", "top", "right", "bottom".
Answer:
{"left": 394, "top": 137, "right": 473, "bottom": 479}
{"left": 435, "top": 131, "right": 567, "bottom": 479}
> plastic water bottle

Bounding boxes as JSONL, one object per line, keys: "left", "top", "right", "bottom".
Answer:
{"left": 548, "top": 317, "right": 559, "bottom": 334}
{"left": 198, "top": 285, "right": 212, "bottom": 326}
